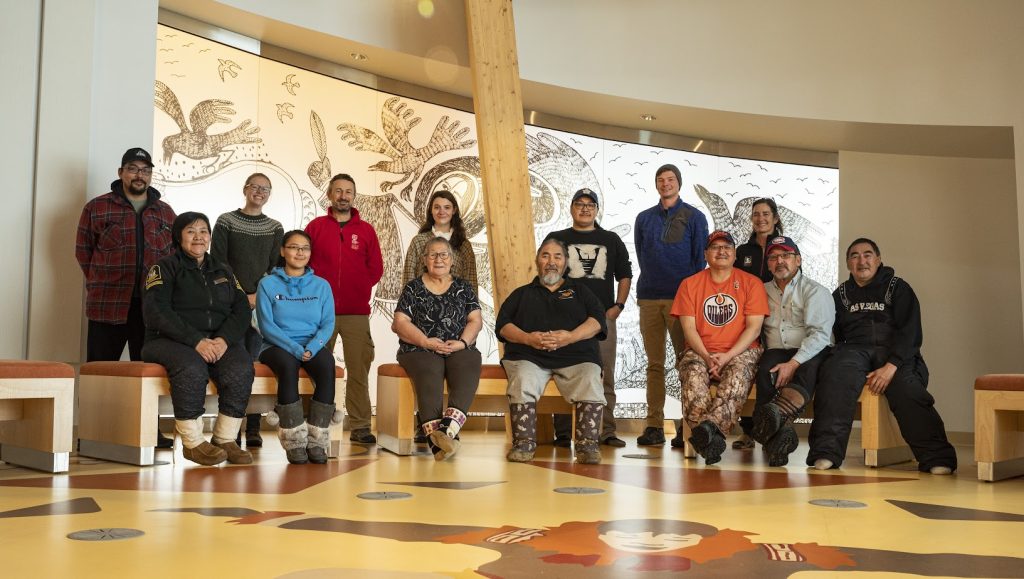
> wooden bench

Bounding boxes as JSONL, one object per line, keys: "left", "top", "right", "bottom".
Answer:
{"left": 0, "top": 360, "right": 75, "bottom": 473}
{"left": 974, "top": 374, "right": 1024, "bottom": 482}
{"left": 677, "top": 385, "right": 912, "bottom": 467}
{"left": 377, "top": 363, "right": 572, "bottom": 456}
{"left": 78, "top": 361, "right": 345, "bottom": 466}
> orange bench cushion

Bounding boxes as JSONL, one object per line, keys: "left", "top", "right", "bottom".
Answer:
{"left": 81, "top": 361, "right": 343, "bottom": 379}
{"left": 379, "top": 363, "right": 506, "bottom": 380}
{"left": 974, "top": 374, "right": 1024, "bottom": 392}
{"left": 0, "top": 360, "right": 75, "bottom": 379}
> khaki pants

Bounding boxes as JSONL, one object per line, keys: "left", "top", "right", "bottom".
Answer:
{"left": 328, "top": 315, "right": 375, "bottom": 431}
{"left": 638, "top": 299, "right": 685, "bottom": 427}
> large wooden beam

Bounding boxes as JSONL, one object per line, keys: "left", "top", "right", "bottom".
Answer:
{"left": 465, "top": 0, "right": 535, "bottom": 306}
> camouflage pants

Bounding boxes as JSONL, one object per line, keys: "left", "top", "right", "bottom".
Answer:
{"left": 678, "top": 348, "right": 762, "bottom": 436}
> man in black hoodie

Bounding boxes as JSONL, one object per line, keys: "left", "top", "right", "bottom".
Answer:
{"left": 808, "top": 238, "right": 957, "bottom": 474}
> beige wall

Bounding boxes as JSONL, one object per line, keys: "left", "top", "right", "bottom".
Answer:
{"left": 839, "top": 151, "right": 1023, "bottom": 431}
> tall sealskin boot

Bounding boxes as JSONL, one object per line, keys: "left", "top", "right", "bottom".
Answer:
{"left": 429, "top": 407, "right": 467, "bottom": 461}
{"left": 212, "top": 414, "right": 254, "bottom": 464}
{"left": 506, "top": 402, "right": 538, "bottom": 463}
{"left": 267, "top": 400, "right": 308, "bottom": 464}
{"left": 421, "top": 419, "right": 444, "bottom": 459}
{"left": 574, "top": 402, "right": 604, "bottom": 465}
{"left": 307, "top": 400, "right": 343, "bottom": 464}
{"left": 176, "top": 417, "right": 227, "bottom": 466}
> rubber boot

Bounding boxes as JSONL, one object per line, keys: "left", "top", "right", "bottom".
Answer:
{"left": 430, "top": 407, "right": 467, "bottom": 461}
{"left": 573, "top": 402, "right": 604, "bottom": 465}
{"left": 212, "top": 414, "right": 254, "bottom": 464}
{"left": 267, "top": 400, "right": 308, "bottom": 464}
{"left": 176, "top": 417, "right": 227, "bottom": 466}
{"left": 506, "top": 402, "right": 538, "bottom": 463}
{"left": 307, "top": 400, "right": 342, "bottom": 464}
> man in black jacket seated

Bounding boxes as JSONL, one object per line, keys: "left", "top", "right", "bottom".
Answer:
{"left": 808, "top": 238, "right": 957, "bottom": 474}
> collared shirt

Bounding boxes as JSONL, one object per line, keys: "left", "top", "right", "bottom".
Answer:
{"left": 763, "top": 271, "right": 834, "bottom": 364}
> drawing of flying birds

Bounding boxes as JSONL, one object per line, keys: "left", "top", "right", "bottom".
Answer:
{"left": 693, "top": 183, "right": 826, "bottom": 250}
{"left": 154, "top": 80, "right": 262, "bottom": 164}
{"left": 282, "top": 74, "right": 300, "bottom": 95}
{"left": 338, "top": 96, "right": 476, "bottom": 201}
{"left": 217, "top": 59, "right": 241, "bottom": 81}
{"left": 276, "top": 102, "right": 294, "bottom": 123}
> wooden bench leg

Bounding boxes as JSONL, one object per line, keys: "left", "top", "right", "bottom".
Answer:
{"left": 860, "top": 390, "right": 913, "bottom": 468}
{"left": 78, "top": 375, "right": 160, "bottom": 466}
{"left": 0, "top": 380, "right": 74, "bottom": 473}
{"left": 975, "top": 390, "right": 1024, "bottom": 482}
{"left": 377, "top": 374, "right": 416, "bottom": 455}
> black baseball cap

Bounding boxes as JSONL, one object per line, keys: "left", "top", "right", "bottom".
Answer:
{"left": 571, "top": 188, "right": 599, "bottom": 205}
{"left": 122, "top": 147, "right": 154, "bottom": 168}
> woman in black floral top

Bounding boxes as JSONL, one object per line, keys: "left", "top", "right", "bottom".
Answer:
{"left": 393, "top": 237, "right": 482, "bottom": 460}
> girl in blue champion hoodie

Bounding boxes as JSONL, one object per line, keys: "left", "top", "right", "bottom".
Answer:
{"left": 256, "top": 230, "right": 339, "bottom": 464}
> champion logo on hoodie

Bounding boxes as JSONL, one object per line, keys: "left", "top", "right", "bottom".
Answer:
{"left": 274, "top": 294, "right": 319, "bottom": 303}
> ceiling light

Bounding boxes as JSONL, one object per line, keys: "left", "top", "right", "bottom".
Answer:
{"left": 640, "top": 113, "right": 656, "bottom": 121}
{"left": 350, "top": 52, "right": 368, "bottom": 61}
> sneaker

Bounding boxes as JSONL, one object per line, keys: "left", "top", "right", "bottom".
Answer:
{"left": 732, "top": 434, "right": 755, "bottom": 450}
{"left": 670, "top": 430, "right": 686, "bottom": 448}
{"left": 349, "top": 428, "right": 377, "bottom": 444}
{"left": 245, "top": 430, "right": 263, "bottom": 448}
{"left": 637, "top": 427, "right": 665, "bottom": 446}
{"left": 929, "top": 466, "right": 953, "bottom": 475}
{"left": 813, "top": 458, "right": 834, "bottom": 471}
{"left": 764, "top": 425, "right": 798, "bottom": 467}
{"left": 601, "top": 435, "right": 626, "bottom": 448}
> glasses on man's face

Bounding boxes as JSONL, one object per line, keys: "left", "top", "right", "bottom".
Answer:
{"left": 572, "top": 202, "right": 597, "bottom": 211}
{"left": 707, "top": 244, "right": 734, "bottom": 252}
{"left": 767, "top": 252, "right": 797, "bottom": 262}
{"left": 123, "top": 165, "right": 153, "bottom": 176}
{"left": 284, "top": 245, "right": 311, "bottom": 253}
{"left": 246, "top": 184, "right": 272, "bottom": 194}
{"left": 427, "top": 252, "right": 451, "bottom": 261}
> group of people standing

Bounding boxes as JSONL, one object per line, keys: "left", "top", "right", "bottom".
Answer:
{"left": 77, "top": 147, "right": 956, "bottom": 473}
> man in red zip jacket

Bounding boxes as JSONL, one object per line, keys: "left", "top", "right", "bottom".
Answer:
{"left": 305, "top": 173, "right": 383, "bottom": 444}
{"left": 76, "top": 147, "right": 177, "bottom": 448}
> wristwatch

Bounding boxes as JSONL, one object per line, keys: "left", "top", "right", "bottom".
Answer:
{"left": 613, "top": 302, "right": 625, "bottom": 310}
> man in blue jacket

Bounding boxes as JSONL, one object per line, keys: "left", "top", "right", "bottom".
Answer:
{"left": 634, "top": 163, "right": 708, "bottom": 446}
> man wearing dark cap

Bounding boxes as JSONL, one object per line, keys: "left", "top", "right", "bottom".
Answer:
{"left": 669, "top": 230, "right": 768, "bottom": 464}
{"left": 749, "top": 236, "right": 833, "bottom": 466}
{"left": 634, "top": 163, "right": 709, "bottom": 446}
{"left": 76, "top": 148, "right": 177, "bottom": 446}
{"left": 547, "top": 188, "right": 633, "bottom": 447}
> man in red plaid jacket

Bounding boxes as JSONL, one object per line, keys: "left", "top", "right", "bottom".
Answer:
{"left": 76, "top": 147, "right": 176, "bottom": 362}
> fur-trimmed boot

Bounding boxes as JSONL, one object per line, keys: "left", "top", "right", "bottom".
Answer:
{"left": 506, "top": 402, "right": 538, "bottom": 463}
{"left": 574, "top": 402, "right": 604, "bottom": 465}
{"left": 267, "top": 400, "right": 308, "bottom": 464}
{"left": 212, "top": 414, "right": 254, "bottom": 464}
{"left": 429, "top": 407, "right": 467, "bottom": 461}
{"left": 307, "top": 400, "right": 343, "bottom": 464}
{"left": 176, "top": 417, "right": 227, "bottom": 466}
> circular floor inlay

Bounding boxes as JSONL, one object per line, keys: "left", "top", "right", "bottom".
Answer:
{"left": 357, "top": 491, "right": 413, "bottom": 501}
{"left": 554, "top": 486, "right": 605, "bottom": 495}
{"left": 809, "top": 499, "right": 868, "bottom": 509}
{"left": 67, "top": 528, "right": 145, "bottom": 541}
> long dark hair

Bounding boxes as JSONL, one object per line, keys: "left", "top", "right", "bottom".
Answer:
{"left": 747, "top": 198, "right": 783, "bottom": 243}
{"left": 418, "top": 190, "right": 467, "bottom": 249}
{"left": 276, "top": 229, "right": 312, "bottom": 268}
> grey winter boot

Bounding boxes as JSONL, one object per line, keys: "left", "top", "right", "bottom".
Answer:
{"left": 573, "top": 402, "right": 604, "bottom": 465}
{"left": 267, "top": 400, "right": 308, "bottom": 464}
{"left": 506, "top": 402, "right": 538, "bottom": 463}
{"left": 176, "top": 417, "right": 227, "bottom": 466}
{"left": 429, "top": 407, "right": 467, "bottom": 461}
{"left": 307, "top": 400, "right": 342, "bottom": 464}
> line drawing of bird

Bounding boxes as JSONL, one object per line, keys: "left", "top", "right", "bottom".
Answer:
{"left": 684, "top": 160, "right": 697, "bottom": 167}
{"left": 827, "top": 187, "right": 836, "bottom": 196}
{"left": 625, "top": 172, "right": 637, "bottom": 177}
{"left": 650, "top": 150, "right": 664, "bottom": 155}
{"left": 805, "top": 188, "right": 814, "bottom": 195}
{"left": 798, "top": 202, "right": 811, "bottom": 207}
{"left": 217, "top": 59, "right": 241, "bottom": 81}
{"left": 570, "top": 138, "right": 582, "bottom": 145}
{"left": 822, "top": 203, "right": 833, "bottom": 209}
{"left": 633, "top": 183, "right": 644, "bottom": 190}
{"left": 725, "top": 191, "right": 739, "bottom": 198}
{"left": 164, "top": 61, "right": 179, "bottom": 65}
{"left": 338, "top": 96, "right": 476, "bottom": 201}
{"left": 183, "top": 42, "right": 194, "bottom": 47}
{"left": 165, "top": 33, "right": 177, "bottom": 38}
{"left": 153, "top": 80, "right": 262, "bottom": 165}
{"left": 634, "top": 161, "right": 648, "bottom": 166}
{"left": 276, "top": 103, "right": 294, "bottom": 123}
{"left": 758, "top": 164, "right": 768, "bottom": 171}
{"left": 282, "top": 74, "right": 300, "bottom": 96}
{"left": 739, "top": 172, "right": 751, "bottom": 177}
{"left": 729, "top": 162, "right": 742, "bottom": 168}
{"left": 170, "top": 74, "right": 186, "bottom": 78}
{"left": 718, "top": 177, "right": 732, "bottom": 183}
{"left": 818, "top": 178, "right": 829, "bottom": 184}
{"left": 607, "top": 177, "right": 616, "bottom": 190}
{"left": 589, "top": 152, "right": 598, "bottom": 162}
{"left": 617, "top": 198, "right": 633, "bottom": 206}
{"left": 199, "top": 48, "right": 211, "bottom": 53}
{"left": 770, "top": 178, "right": 781, "bottom": 183}
{"left": 823, "top": 219, "right": 835, "bottom": 225}
{"left": 796, "top": 177, "right": 808, "bottom": 182}
{"left": 777, "top": 192, "right": 789, "bottom": 198}
{"left": 610, "top": 156, "right": 621, "bottom": 162}
{"left": 612, "top": 143, "right": 625, "bottom": 148}
{"left": 159, "top": 48, "right": 173, "bottom": 52}
{"left": 747, "top": 183, "right": 760, "bottom": 189}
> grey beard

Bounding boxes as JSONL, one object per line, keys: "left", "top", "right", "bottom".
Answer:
{"left": 541, "top": 272, "right": 562, "bottom": 286}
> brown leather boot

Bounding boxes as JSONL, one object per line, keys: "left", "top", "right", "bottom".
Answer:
{"left": 175, "top": 418, "right": 227, "bottom": 466}
{"left": 212, "top": 414, "right": 253, "bottom": 464}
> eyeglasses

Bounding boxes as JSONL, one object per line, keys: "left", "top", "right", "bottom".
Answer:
{"left": 767, "top": 252, "right": 797, "bottom": 262}
{"left": 284, "top": 245, "right": 310, "bottom": 253}
{"left": 707, "top": 244, "right": 734, "bottom": 252}
{"left": 246, "top": 184, "right": 272, "bottom": 194}
{"left": 123, "top": 166, "right": 153, "bottom": 176}
{"left": 427, "top": 252, "right": 451, "bottom": 261}
{"left": 572, "top": 202, "right": 597, "bottom": 210}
